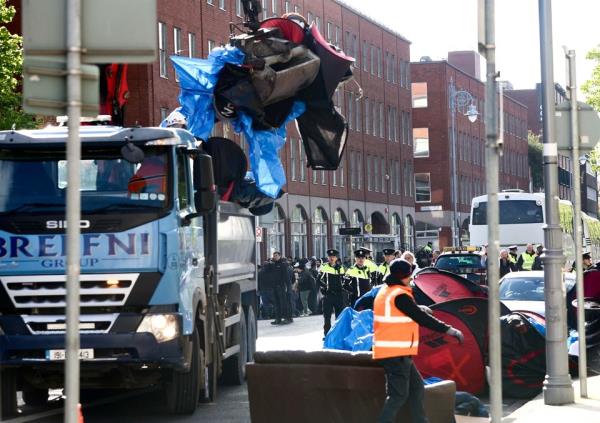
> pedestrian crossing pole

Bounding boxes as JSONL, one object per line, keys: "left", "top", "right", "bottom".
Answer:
{"left": 538, "top": 0, "right": 575, "bottom": 406}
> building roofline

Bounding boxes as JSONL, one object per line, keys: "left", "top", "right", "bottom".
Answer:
{"left": 411, "top": 59, "right": 529, "bottom": 109}
{"left": 334, "top": 0, "right": 411, "bottom": 44}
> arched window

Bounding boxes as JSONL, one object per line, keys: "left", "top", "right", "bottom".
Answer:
{"left": 268, "top": 204, "right": 286, "bottom": 256}
{"left": 291, "top": 205, "right": 307, "bottom": 259}
{"left": 312, "top": 207, "right": 328, "bottom": 259}
{"left": 391, "top": 213, "right": 402, "bottom": 249}
{"left": 332, "top": 209, "right": 348, "bottom": 259}
{"left": 404, "top": 214, "right": 415, "bottom": 252}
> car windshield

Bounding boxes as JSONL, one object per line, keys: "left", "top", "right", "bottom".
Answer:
{"left": 0, "top": 146, "right": 171, "bottom": 214}
{"left": 499, "top": 276, "right": 545, "bottom": 301}
{"left": 435, "top": 255, "right": 484, "bottom": 272}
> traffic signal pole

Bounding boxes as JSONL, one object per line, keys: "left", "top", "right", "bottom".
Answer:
{"left": 65, "top": 0, "right": 83, "bottom": 421}
{"left": 538, "top": 0, "right": 575, "bottom": 405}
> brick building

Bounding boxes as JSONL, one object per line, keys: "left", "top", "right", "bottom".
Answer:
{"left": 105, "top": 0, "right": 416, "bottom": 261}
{"left": 410, "top": 57, "right": 530, "bottom": 248}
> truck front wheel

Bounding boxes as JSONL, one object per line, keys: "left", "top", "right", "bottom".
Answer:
{"left": 221, "top": 307, "right": 247, "bottom": 385}
{"left": 165, "top": 326, "right": 201, "bottom": 414}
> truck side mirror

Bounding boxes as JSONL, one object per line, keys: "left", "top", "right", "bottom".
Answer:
{"left": 193, "top": 153, "right": 217, "bottom": 215}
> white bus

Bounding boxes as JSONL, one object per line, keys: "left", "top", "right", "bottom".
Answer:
{"left": 469, "top": 190, "right": 600, "bottom": 260}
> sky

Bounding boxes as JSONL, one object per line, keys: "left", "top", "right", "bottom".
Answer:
{"left": 341, "top": 0, "right": 599, "bottom": 96}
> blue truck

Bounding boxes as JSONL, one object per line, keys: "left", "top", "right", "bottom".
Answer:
{"left": 0, "top": 125, "right": 258, "bottom": 417}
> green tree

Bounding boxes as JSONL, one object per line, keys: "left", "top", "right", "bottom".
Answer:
{"left": 582, "top": 47, "right": 600, "bottom": 173}
{"left": 0, "top": 0, "right": 38, "bottom": 129}
{"left": 528, "top": 131, "right": 543, "bottom": 191}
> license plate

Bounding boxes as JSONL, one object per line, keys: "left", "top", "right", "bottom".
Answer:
{"left": 45, "top": 349, "right": 94, "bottom": 361}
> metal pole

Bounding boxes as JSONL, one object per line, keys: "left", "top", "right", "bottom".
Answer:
{"left": 567, "top": 48, "right": 588, "bottom": 398}
{"left": 539, "top": 0, "right": 575, "bottom": 405}
{"left": 449, "top": 79, "right": 458, "bottom": 246}
{"left": 483, "top": 1, "right": 502, "bottom": 421}
{"left": 65, "top": 0, "right": 82, "bottom": 421}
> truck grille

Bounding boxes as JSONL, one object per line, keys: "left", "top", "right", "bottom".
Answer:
{"left": 1, "top": 274, "right": 140, "bottom": 335}
{"left": 0, "top": 273, "right": 139, "bottom": 309}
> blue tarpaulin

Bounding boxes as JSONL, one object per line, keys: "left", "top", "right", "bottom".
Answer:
{"left": 232, "top": 101, "right": 305, "bottom": 198}
{"left": 170, "top": 48, "right": 305, "bottom": 198}
{"left": 170, "top": 47, "right": 245, "bottom": 140}
{"left": 323, "top": 307, "right": 374, "bottom": 351}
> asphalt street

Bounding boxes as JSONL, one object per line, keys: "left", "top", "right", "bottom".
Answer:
{"left": 11, "top": 315, "right": 324, "bottom": 423}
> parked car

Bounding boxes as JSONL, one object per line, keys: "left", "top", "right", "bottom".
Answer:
{"left": 499, "top": 270, "right": 575, "bottom": 317}
{"left": 434, "top": 247, "right": 487, "bottom": 285}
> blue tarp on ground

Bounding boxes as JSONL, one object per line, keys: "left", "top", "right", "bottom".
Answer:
{"left": 323, "top": 307, "right": 374, "bottom": 352}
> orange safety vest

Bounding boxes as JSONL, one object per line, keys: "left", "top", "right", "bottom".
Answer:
{"left": 373, "top": 284, "right": 419, "bottom": 359}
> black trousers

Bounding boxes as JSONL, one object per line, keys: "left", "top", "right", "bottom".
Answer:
{"left": 322, "top": 293, "right": 344, "bottom": 335}
{"left": 378, "top": 356, "right": 428, "bottom": 423}
{"left": 273, "top": 283, "right": 291, "bottom": 321}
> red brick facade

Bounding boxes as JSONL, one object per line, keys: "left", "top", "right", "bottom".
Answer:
{"left": 411, "top": 60, "right": 530, "bottom": 248}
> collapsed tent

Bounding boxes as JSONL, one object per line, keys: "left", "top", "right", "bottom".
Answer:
{"left": 412, "top": 268, "right": 488, "bottom": 306}
{"left": 169, "top": 4, "right": 354, "bottom": 202}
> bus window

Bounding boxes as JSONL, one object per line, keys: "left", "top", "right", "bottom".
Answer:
{"left": 472, "top": 200, "right": 544, "bottom": 225}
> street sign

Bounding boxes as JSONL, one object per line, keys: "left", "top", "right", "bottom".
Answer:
{"left": 255, "top": 227, "right": 263, "bottom": 242}
{"left": 22, "top": 0, "right": 157, "bottom": 63}
{"left": 555, "top": 100, "right": 600, "bottom": 152}
{"left": 338, "top": 227, "right": 361, "bottom": 236}
{"left": 23, "top": 56, "right": 99, "bottom": 116}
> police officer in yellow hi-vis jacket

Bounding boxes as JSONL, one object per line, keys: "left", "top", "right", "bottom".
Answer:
{"left": 318, "top": 249, "right": 346, "bottom": 336}
{"left": 373, "top": 259, "right": 464, "bottom": 423}
{"left": 343, "top": 249, "right": 375, "bottom": 305}
{"left": 376, "top": 248, "right": 396, "bottom": 285}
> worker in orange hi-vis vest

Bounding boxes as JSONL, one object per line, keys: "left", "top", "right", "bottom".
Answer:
{"left": 373, "top": 258, "right": 464, "bottom": 423}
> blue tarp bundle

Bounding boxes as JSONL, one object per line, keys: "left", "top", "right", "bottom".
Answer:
{"left": 323, "top": 307, "right": 374, "bottom": 352}
{"left": 170, "top": 48, "right": 305, "bottom": 198}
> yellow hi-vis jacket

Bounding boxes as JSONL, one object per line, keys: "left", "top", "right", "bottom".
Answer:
{"left": 520, "top": 251, "right": 536, "bottom": 271}
{"left": 373, "top": 284, "right": 419, "bottom": 359}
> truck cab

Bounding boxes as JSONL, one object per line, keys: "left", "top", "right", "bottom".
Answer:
{"left": 0, "top": 125, "right": 258, "bottom": 417}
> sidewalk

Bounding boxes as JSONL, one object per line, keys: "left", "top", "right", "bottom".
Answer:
{"left": 503, "top": 375, "right": 600, "bottom": 422}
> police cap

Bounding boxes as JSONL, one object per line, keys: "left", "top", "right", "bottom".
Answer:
{"left": 358, "top": 246, "right": 373, "bottom": 254}
{"left": 583, "top": 252, "right": 592, "bottom": 260}
{"left": 382, "top": 248, "right": 396, "bottom": 256}
{"left": 384, "top": 259, "right": 413, "bottom": 282}
{"left": 509, "top": 245, "right": 518, "bottom": 251}
{"left": 327, "top": 249, "right": 339, "bottom": 256}
{"left": 354, "top": 249, "right": 367, "bottom": 258}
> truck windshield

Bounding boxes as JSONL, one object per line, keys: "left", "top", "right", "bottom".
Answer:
{"left": 0, "top": 146, "right": 171, "bottom": 214}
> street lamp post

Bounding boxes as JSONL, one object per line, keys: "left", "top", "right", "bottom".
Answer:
{"left": 449, "top": 79, "right": 479, "bottom": 246}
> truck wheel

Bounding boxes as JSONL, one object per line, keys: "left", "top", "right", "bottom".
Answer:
{"left": 22, "top": 387, "right": 48, "bottom": 407}
{"left": 0, "top": 368, "right": 17, "bottom": 419}
{"left": 221, "top": 307, "right": 247, "bottom": 385}
{"left": 246, "top": 306, "right": 257, "bottom": 362}
{"left": 165, "top": 326, "right": 201, "bottom": 414}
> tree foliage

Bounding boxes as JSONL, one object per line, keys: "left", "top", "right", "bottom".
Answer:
{"left": 0, "top": 0, "right": 38, "bottom": 129}
{"left": 582, "top": 47, "right": 600, "bottom": 112}
{"left": 528, "top": 131, "right": 543, "bottom": 192}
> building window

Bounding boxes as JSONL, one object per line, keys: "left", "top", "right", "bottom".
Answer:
{"left": 207, "top": 0, "right": 213, "bottom": 4}
{"left": 333, "top": 209, "right": 348, "bottom": 258}
{"left": 367, "top": 155, "right": 372, "bottom": 191}
{"left": 381, "top": 158, "right": 386, "bottom": 193}
{"left": 413, "top": 128, "right": 430, "bottom": 158}
{"left": 335, "top": 26, "right": 340, "bottom": 47}
{"left": 160, "top": 107, "right": 169, "bottom": 121}
{"left": 350, "top": 151, "right": 357, "bottom": 189}
{"left": 269, "top": 205, "right": 286, "bottom": 256}
{"left": 327, "top": 22, "right": 333, "bottom": 42}
{"left": 261, "top": 0, "right": 268, "bottom": 17}
{"left": 312, "top": 168, "right": 317, "bottom": 184}
{"left": 352, "top": 34, "right": 358, "bottom": 68}
{"left": 285, "top": 0, "right": 290, "bottom": 14}
{"left": 188, "top": 33, "right": 196, "bottom": 58}
{"left": 411, "top": 82, "right": 428, "bottom": 108}
{"left": 391, "top": 54, "right": 396, "bottom": 83}
{"left": 299, "top": 141, "right": 306, "bottom": 182}
{"left": 339, "top": 158, "right": 345, "bottom": 187}
{"left": 294, "top": 4, "right": 301, "bottom": 13}
{"left": 377, "top": 47, "right": 382, "bottom": 78}
{"left": 207, "top": 39, "right": 215, "bottom": 54}
{"left": 356, "top": 97, "right": 362, "bottom": 132}
{"left": 290, "top": 137, "right": 297, "bottom": 181}
{"left": 313, "top": 208, "right": 328, "bottom": 259}
{"left": 291, "top": 206, "right": 307, "bottom": 259}
{"left": 158, "top": 22, "right": 167, "bottom": 78}
{"left": 315, "top": 16, "right": 321, "bottom": 31}
{"left": 236, "top": 0, "right": 243, "bottom": 16}
{"left": 219, "top": 0, "right": 225, "bottom": 10}
{"left": 362, "top": 40, "right": 368, "bottom": 72}
{"left": 347, "top": 92, "right": 354, "bottom": 130}
{"left": 271, "top": 0, "right": 278, "bottom": 16}
{"left": 357, "top": 153, "right": 362, "bottom": 189}
{"left": 372, "top": 100, "right": 378, "bottom": 137}
{"left": 370, "top": 45, "right": 376, "bottom": 75}
{"left": 415, "top": 173, "right": 431, "bottom": 202}
{"left": 379, "top": 102, "right": 384, "bottom": 138}
{"left": 365, "top": 98, "right": 370, "bottom": 135}
{"left": 321, "top": 170, "right": 326, "bottom": 185}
